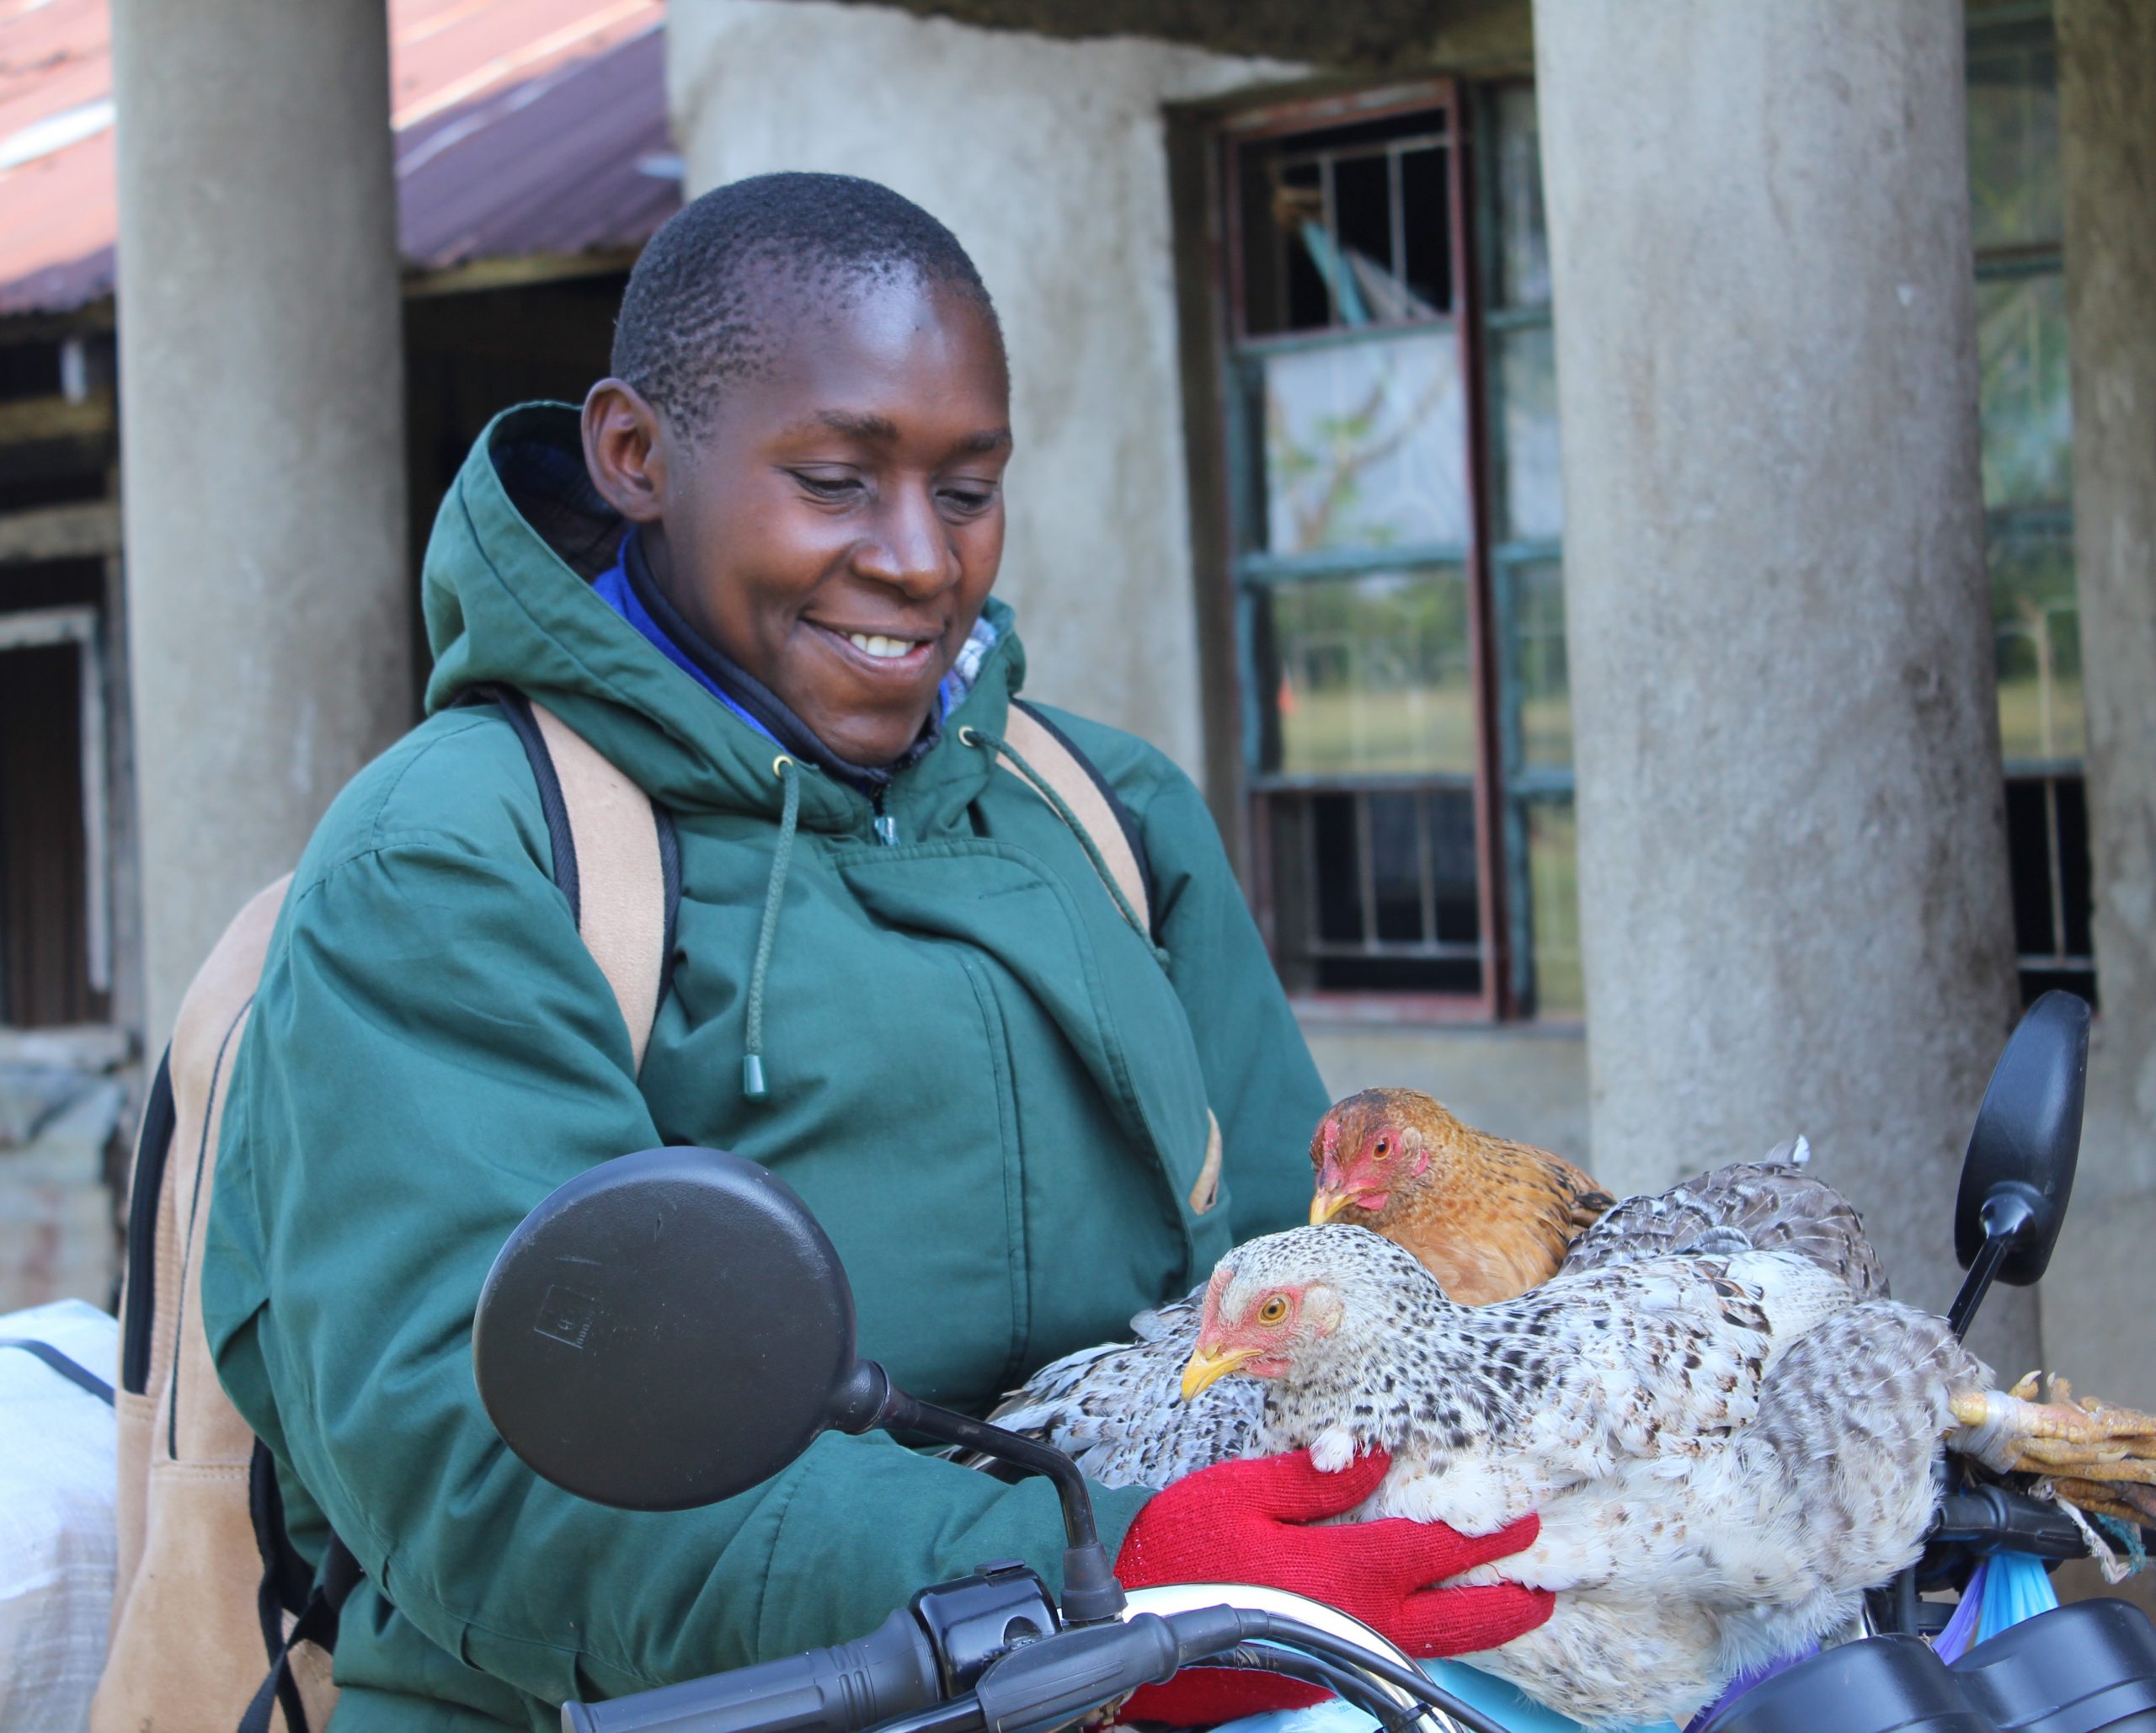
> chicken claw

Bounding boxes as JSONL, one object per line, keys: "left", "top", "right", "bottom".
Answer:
{"left": 2047, "top": 1476, "right": 2156, "bottom": 1528}
{"left": 1951, "top": 1378, "right": 2156, "bottom": 1483}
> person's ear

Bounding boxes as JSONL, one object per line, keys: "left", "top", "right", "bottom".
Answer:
{"left": 582, "top": 379, "right": 670, "bottom": 524}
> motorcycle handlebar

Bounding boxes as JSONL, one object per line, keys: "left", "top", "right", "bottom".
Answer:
{"left": 1928, "top": 1485, "right": 2101, "bottom": 1560}
{"left": 563, "top": 1603, "right": 942, "bottom": 1733}
{"left": 558, "top": 1589, "right": 1464, "bottom": 1733}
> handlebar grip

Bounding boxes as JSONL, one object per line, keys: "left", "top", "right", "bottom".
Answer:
{"left": 563, "top": 1605, "right": 942, "bottom": 1733}
{"left": 1929, "top": 1485, "right": 2092, "bottom": 1560}
{"left": 971, "top": 1614, "right": 1179, "bottom": 1733}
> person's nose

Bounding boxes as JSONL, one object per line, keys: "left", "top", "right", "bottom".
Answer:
{"left": 851, "top": 482, "right": 959, "bottom": 599}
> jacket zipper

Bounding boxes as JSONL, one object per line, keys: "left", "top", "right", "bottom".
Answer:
{"left": 872, "top": 791, "right": 899, "bottom": 845}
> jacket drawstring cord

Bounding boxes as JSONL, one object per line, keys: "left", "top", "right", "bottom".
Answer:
{"left": 742, "top": 755, "right": 800, "bottom": 1101}
{"left": 958, "top": 725, "right": 1167, "bottom": 965}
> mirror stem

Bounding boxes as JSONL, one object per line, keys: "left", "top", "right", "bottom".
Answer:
{"left": 883, "top": 1387, "right": 1105, "bottom": 1549}
{"left": 831, "top": 1362, "right": 1128, "bottom": 1624}
{"left": 1947, "top": 1187, "right": 2040, "bottom": 1341}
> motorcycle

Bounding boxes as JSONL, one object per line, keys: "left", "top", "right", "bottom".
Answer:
{"left": 470, "top": 992, "right": 2156, "bottom": 1733}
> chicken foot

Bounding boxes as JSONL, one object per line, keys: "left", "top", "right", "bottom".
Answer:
{"left": 2045, "top": 1477, "right": 2156, "bottom": 1528}
{"left": 1951, "top": 1373, "right": 2156, "bottom": 1488}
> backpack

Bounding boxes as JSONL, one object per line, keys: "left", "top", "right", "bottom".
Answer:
{"left": 92, "top": 694, "right": 1152, "bottom": 1733}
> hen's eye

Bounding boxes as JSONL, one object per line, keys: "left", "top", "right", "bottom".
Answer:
{"left": 1257, "top": 1295, "right": 1290, "bottom": 1325}
{"left": 1373, "top": 1138, "right": 1391, "bottom": 1160}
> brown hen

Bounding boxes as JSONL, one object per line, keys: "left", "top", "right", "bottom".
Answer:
{"left": 1308, "top": 1087, "right": 1614, "bottom": 1304}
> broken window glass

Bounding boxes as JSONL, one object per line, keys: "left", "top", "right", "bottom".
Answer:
{"left": 1260, "top": 329, "right": 1467, "bottom": 555}
{"left": 1235, "top": 109, "right": 1452, "bottom": 338}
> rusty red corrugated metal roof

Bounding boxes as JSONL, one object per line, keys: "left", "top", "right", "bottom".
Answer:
{"left": 0, "top": 0, "right": 677, "bottom": 317}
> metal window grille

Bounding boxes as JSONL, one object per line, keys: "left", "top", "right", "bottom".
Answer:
{"left": 1970, "top": 12, "right": 2095, "bottom": 1007}
{"left": 1215, "top": 84, "right": 1508, "bottom": 1012}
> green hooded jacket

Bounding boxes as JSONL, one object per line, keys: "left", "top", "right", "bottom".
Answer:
{"left": 203, "top": 404, "right": 1331, "bottom": 1729}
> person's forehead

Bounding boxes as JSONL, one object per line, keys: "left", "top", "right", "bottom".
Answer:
{"left": 775, "top": 408, "right": 1012, "bottom": 455}
{"left": 744, "top": 258, "right": 995, "bottom": 360}
{"left": 709, "top": 279, "right": 1008, "bottom": 441}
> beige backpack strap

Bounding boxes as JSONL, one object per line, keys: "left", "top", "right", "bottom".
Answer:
{"left": 96, "top": 873, "right": 337, "bottom": 1733}
{"left": 526, "top": 699, "right": 670, "bottom": 1074}
{"left": 996, "top": 705, "right": 1153, "bottom": 935}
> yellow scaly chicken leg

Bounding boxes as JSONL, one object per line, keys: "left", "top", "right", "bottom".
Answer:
{"left": 1951, "top": 1373, "right": 2156, "bottom": 1522}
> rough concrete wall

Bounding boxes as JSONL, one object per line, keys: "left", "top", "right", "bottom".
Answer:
{"left": 831, "top": 0, "right": 1534, "bottom": 74}
{"left": 113, "top": 0, "right": 413, "bottom": 1046}
{"left": 2042, "top": 0, "right": 2156, "bottom": 1402}
{"left": 667, "top": 0, "right": 1299, "bottom": 782}
{"left": 1533, "top": 0, "right": 2032, "bottom": 1369}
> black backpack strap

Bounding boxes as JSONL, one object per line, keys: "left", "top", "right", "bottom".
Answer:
{"left": 120, "top": 1048, "right": 177, "bottom": 1394}
{"left": 653, "top": 801, "right": 681, "bottom": 1017}
{"left": 243, "top": 1438, "right": 360, "bottom": 1733}
{"left": 472, "top": 685, "right": 582, "bottom": 923}
{"left": 0, "top": 1337, "right": 114, "bottom": 1404}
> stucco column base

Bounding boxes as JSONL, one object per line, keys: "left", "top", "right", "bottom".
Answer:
{"left": 1531, "top": 0, "right": 2031, "bottom": 1371}
{"left": 114, "top": 0, "right": 413, "bottom": 1046}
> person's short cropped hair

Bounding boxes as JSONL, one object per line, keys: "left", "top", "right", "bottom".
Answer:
{"left": 611, "top": 171, "right": 1001, "bottom": 444}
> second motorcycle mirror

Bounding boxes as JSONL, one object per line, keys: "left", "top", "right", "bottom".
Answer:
{"left": 1946, "top": 989, "right": 2090, "bottom": 1337}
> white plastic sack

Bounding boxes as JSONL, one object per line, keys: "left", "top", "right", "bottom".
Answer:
{"left": 0, "top": 1298, "right": 118, "bottom": 1733}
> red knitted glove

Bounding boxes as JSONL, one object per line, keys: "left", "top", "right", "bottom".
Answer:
{"left": 1114, "top": 1449, "right": 1552, "bottom": 1726}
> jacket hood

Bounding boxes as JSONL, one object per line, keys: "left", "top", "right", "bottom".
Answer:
{"left": 421, "top": 403, "right": 1024, "bottom": 834}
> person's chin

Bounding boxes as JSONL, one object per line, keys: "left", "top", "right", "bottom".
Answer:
{"left": 810, "top": 703, "right": 933, "bottom": 769}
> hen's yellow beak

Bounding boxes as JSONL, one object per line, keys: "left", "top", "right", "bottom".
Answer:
{"left": 1180, "top": 1343, "right": 1259, "bottom": 1402}
{"left": 1309, "top": 1187, "right": 1353, "bottom": 1226}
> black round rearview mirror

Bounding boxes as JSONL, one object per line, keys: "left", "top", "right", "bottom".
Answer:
{"left": 476, "top": 1147, "right": 1126, "bottom": 1620}
{"left": 473, "top": 1147, "right": 857, "bottom": 1512}
{"left": 1954, "top": 989, "right": 2089, "bottom": 1289}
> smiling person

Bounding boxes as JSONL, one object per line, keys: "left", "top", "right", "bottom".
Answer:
{"left": 203, "top": 174, "right": 1550, "bottom": 1728}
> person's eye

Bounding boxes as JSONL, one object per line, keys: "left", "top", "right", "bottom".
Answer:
{"left": 789, "top": 470, "right": 864, "bottom": 501}
{"left": 937, "top": 482, "right": 1000, "bottom": 517}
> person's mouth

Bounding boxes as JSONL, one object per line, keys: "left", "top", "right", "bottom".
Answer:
{"left": 808, "top": 621, "right": 941, "bottom": 680}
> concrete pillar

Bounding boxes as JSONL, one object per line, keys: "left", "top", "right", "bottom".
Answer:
{"left": 2039, "top": 1, "right": 2156, "bottom": 1398}
{"left": 1533, "top": 0, "right": 2032, "bottom": 1368}
{"left": 113, "top": 0, "right": 413, "bottom": 1045}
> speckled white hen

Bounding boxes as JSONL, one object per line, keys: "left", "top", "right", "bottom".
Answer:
{"left": 978, "top": 1142, "right": 1880, "bottom": 1491}
{"left": 1183, "top": 1226, "right": 1984, "bottom": 1728}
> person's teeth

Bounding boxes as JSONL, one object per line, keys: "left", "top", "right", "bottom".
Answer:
{"left": 846, "top": 632, "right": 913, "bottom": 660}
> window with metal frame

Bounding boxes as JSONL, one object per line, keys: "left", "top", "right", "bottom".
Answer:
{"left": 1969, "top": 9, "right": 2094, "bottom": 1006}
{"left": 1475, "top": 82, "right": 1577, "bottom": 1021}
{"left": 1209, "top": 37, "right": 2079, "bottom": 1019}
{"left": 1217, "top": 84, "right": 1508, "bottom": 1013}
